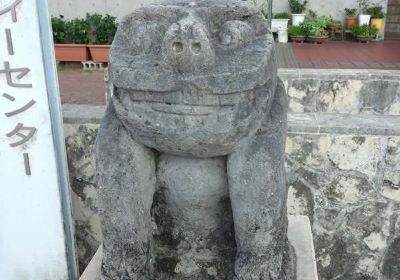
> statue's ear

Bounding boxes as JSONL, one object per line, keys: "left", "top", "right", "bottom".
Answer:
{"left": 111, "top": 6, "right": 181, "bottom": 56}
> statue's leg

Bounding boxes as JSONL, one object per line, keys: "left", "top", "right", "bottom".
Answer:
{"left": 95, "top": 104, "right": 156, "bottom": 280}
{"left": 227, "top": 80, "right": 291, "bottom": 280}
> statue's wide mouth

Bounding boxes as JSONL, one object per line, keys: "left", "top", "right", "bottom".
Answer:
{"left": 123, "top": 89, "right": 256, "bottom": 116}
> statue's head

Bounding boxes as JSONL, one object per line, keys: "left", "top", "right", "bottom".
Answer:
{"left": 109, "top": 0, "right": 277, "bottom": 157}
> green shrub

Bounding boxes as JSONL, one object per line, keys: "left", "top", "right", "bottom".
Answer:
{"left": 288, "top": 25, "right": 306, "bottom": 36}
{"left": 288, "top": 0, "right": 308, "bottom": 14}
{"left": 352, "top": 24, "right": 378, "bottom": 37}
{"left": 64, "top": 18, "right": 89, "bottom": 44}
{"left": 357, "top": 0, "right": 371, "bottom": 13}
{"left": 344, "top": 8, "right": 357, "bottom": 16}
{"left": 86, "top": 14, "right": 118, "bottom": 44}
{"left": 273, "top": 12, "right": 290, "bottom": 19}
{"left": 301, "top": 16, "right": 330, "bottom": 36}
{"left": 51, "top": 16, "right": 66, "bottom": 43}
{"left": 367, "top": 5, "right": 385, "bottom": 18}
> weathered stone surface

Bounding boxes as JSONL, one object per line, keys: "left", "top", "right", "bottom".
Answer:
{"left": 287, "top": 134, "right": 400, "bottom": 280}
{"left": 64, "top": 124, "right": 101, "bottom": 274}
{"left": 360, "top": 80, "right": 399, "bottom": 114}
{"left": 282, "top": 71, "right": 400, "bottom": 116}
{"left": 96, "top": 1, "right": 291, "bottom": 279}
{"left": 316, "top": 80, "right": 362, "bottom": 113}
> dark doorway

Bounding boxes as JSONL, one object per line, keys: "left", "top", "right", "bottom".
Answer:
{"left": 385, "top": 0, "right": 400, "bottom": 39}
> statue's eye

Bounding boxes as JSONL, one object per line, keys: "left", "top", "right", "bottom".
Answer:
{"left": 220, "top": 20, "right": 255, "bottom": 48}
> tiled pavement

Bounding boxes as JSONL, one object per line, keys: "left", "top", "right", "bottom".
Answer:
{"left": 277, "top": 40, "right": 400, "bottom": 69}
{"left": 59, "top": 40, "right": 400, "bottom": 105}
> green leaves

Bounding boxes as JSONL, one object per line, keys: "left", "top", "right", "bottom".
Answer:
{"left": 366, "top": 6, "right": 385, "bottom": 19}
{"left": 86, "top": 14, "right": 118, "bottom": 44}
{"left": 351, "top": 24, "right": 378, "bottom": 37}
{"left": 51, "top": 14, "right": 118, "bottom": 45}
{"left": 288, "top": 0, "right": 308, "bottom": 14}
{"left": 273, "top": 12, "right": 290, "bottom": 19}
{"left": 51, "top": 16, "right": 66, "bottom": 43}
{"left": 288, "top": 25, "right": 306, "bottom": 36}
{"left": 301, "top": 16, "right": 330, "bottom": 36}
{"left": 344, "top": 8, "right": 357, "bottom": 16}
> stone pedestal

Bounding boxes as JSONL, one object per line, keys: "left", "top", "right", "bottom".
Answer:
{"left": 80, "top": 215, "right": 318, "bottom": 280}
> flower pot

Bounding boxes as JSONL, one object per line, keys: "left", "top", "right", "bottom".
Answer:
{"left": 356, "top": 35, "right": 372, "bottom": 43}
{"left": 346, "top": 16, "right": 357, "bottom": 29}
{"left": 358, "top": 14, "right": 371, "bottom": 26}
{"left": 88, "top": 45, "right": 112, "bottom": 63}
{"left": 55, "top": 44, "right": 90, "bottom": 62}
{"left": 278, "top": 28, "right": 288, "bottom": 43}
{"left": 307, "top": 35, "right": 329, "bottom": 44}
{"left": 291, "top": 14, "right": 306, "bottom": 26}
{"left": 370, "top": 18, "right": 384, "bottom": 31}
{"left": 290, "top": 35, "right": 306, "bottom": 43}
{"left": 271, "top": 19, "right": 290, "bottom": 32}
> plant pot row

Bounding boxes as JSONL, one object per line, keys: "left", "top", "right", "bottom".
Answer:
{"left": 346, "top": 16, "right": 384, "bottom": 31}
{"left": 55, "top": 44, "right": 111, "bottom": 63}
{"left": 290, "top": 35, "right": 329, "bottom": 44}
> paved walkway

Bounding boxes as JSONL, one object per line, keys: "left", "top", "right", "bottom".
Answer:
{"left": 277, "top": 40, "right": 400, "bottom": 69}
{"left": 59, "top": 70, "right": 105, "bottom": 105}
{"left": 59, "top": 41, "right": 400, "bottom": 105}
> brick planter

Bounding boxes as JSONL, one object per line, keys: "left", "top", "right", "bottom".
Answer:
{"left": 88, "top": 45, "right": 111, "bottom": 63}
{"left": 55, "top": 44, "right": 90, "bottom": 62}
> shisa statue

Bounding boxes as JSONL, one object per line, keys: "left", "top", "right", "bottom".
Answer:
{"left": 96, "top": 0, "right": 291, "bottom": 279}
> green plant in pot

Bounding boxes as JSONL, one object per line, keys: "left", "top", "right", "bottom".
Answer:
{"left": 367, "top": 5, "right": 385, "bottom": 32}
{"left": 52, "top": 16, "right": 90, "bottom": 62}
{"left": 344, "top": 8, "right": 357, "bottom": 28}
{"left": 86, "top": 13, "right": 118, "bottom": 63}
{"left": 51, "top": 16, "right": 66, "bottom": 43}
{"left": 288, "top": 25, "right": 307, "bottom": 43}
{"left": 357, "top": 0, "right": 372, "bottom": 25}
{"left": 327, "top": 17, "right": 343, "bottom": 31}
{"left": 352, "top": 23, "right": 378, "bottom": 42}
{"left": 302, "top": 16, "right": 330, "bottom": 44}
{"left": 288, "top": 0, "right": 308, "bottom": 26}
{"left": 271, "top": 12, "right": 291, "bottom": 32}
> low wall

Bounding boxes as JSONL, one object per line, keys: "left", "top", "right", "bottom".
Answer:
{"left": 64, "top": 69, "right": 400, "bottom": 279}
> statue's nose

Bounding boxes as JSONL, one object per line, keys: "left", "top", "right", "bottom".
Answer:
{"left": 162, "top": 17, "right": 215, "bottom": 72}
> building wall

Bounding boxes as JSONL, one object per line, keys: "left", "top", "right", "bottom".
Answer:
{"left": 48, "top": 0, "right": 388, "bottom": 21}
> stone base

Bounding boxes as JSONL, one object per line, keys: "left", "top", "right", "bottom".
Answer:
{"left": 79, "top": 215, "right": 318, "bottom": 280}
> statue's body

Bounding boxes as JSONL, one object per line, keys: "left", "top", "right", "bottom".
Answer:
{"left": 96, "top": 0, "right": 291, "bottom": 279}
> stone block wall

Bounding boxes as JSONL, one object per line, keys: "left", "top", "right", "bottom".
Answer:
{"left": 63, "top": 70, "right": 400, "bottom": 279}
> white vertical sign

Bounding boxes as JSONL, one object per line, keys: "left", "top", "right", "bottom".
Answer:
{"left": 0, "top": 0, "right": 77, "bottom": 279}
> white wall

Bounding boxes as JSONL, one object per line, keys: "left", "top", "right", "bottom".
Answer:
{"left": 48, "top": 0, "right": 388, "bottom": 21}
{"left": 48, "top": 0, "right": 149, "bottom": 20}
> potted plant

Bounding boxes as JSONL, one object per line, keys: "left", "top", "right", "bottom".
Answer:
{"left": 327, "top": 18, "right": 343, "bottom": 31}
{"left": 271, "top": 12, "right": 291, "bottom": 32}
{"left": 302, "top": 16, "right": 330, "bottom": 44}
{"left": 344, "top": 8, "right": 357, "bottom": 28}
{"left": 357, "top": 0, "right": 371, "bottom": 26}
{"left": 86, "top": 14, "right": 118, "bottom": 63}
{"left": 288, "top": 25, "right": 307, "bottom": 43}
{"left": 53, "top": 16, "right": 90, "bottom": 62}
{"left": 367, "top": 5, "right": 385, "bottom": 32}
{"left": 289, "top": 0, "right": 308, "bottom": 26}
{"left": 351, "top": 23, "right": 378, "bottom": 42}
